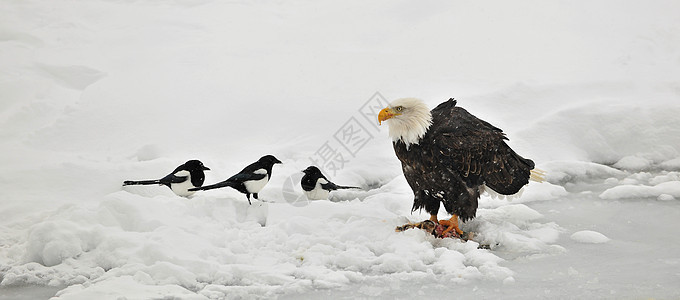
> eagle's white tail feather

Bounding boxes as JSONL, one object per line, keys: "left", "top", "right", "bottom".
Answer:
{"left": 530, "top": 169, "right": 546, "bottom": 182}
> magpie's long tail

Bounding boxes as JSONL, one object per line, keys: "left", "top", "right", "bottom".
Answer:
{"left": 334, "top": 185, "right": 361, "bottom": 190}
{"left": 123, "top": 179, "right": 161, "bottom": 186}
{"left": 188, "top": 180, "right": 234, "bottom": 192}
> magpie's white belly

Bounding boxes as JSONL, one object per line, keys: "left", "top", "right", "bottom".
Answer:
{"left": 304, "top": 179, "right": 330, "bottom": 200}
{"left": 244, "top": 169, "right": 270, "bottom": 193}
{"left": 170, "top": 171, "right": 195, "bottom": 197}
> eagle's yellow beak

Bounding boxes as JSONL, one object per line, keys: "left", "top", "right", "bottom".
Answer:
{"left": 378, "top": 107, "right": 399, "bottom": 125}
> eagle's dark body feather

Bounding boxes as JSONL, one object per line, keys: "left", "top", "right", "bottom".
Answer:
{"left": 393, "top": 99, "right": 535, "bottom": 221}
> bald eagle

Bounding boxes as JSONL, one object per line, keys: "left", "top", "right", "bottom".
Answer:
{"left": 378, "top": 98, "right": 543, "bottom": 236}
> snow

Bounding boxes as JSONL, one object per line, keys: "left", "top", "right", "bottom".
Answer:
{"left": 2, "top": 0, "right": 680, "bottom": 299}
{"left": 600, "top": 173, "right": 680, "bottom": 200}
{"left": 570, "top": 231, "right": 610, "bottom": 244}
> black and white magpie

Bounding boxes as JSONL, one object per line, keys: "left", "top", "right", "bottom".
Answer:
{"left": 301, "top": 166, "right": 360, "bottom": 200}
{"left": 123, "top": 159, "right": 210, "bottom": 197}
{"left": 189, "top": 155, "right": 282, "bottom": 204}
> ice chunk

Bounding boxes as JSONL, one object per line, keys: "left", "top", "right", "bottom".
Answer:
{"left": 600, "top": 181, "right": 680, "bottom": 199}
{"left": 570, "top": 230, "right": 610, "bottom": 244}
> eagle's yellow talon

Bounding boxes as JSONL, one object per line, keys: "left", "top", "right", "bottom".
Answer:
{"left": 439, "top": 216, "right": 464, "bottom": 236}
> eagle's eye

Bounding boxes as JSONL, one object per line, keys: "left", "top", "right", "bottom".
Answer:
{"left": 395, "top": 106, "right": 404, "bottom": 112}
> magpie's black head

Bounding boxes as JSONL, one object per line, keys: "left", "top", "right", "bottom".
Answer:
{"left": 258, "top": 155, "right": 282, "bottom": 165}
{"left": 184, "top": 160, "right": 210, "bottom": 171}
{"left": 302, "top": 166, "right": 323, "bottom": 176}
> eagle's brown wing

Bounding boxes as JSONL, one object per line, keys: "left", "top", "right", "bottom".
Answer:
{"left": 428, "top": 99, "right": 534, "bottom": 195}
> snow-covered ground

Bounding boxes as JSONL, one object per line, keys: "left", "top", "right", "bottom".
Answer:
{"left": 1, "top": 1, "right": 680, "bottom": 299}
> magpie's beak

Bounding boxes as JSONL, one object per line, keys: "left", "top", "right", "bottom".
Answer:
{"left": 203, "top": 166, "right": 210, "bottom": 170}
{"left": 275, "top": 159, "right": 282, "bottom": 164}
{"left": 378, "top": 107, "right": 399, "bottom": 125}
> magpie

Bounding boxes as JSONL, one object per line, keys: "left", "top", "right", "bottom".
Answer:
{"left": 301, "top": 166, "right": 360, "bottom": 200}
{"left": 123, "top": 159, "right": 210, "bottom": 197}
{"left": 189, "top": 155, "right": 282, "bottom": 204}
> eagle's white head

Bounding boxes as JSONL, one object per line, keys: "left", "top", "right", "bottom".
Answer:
{"left": 378, "top": 98, "right": 432, "bottom": 147}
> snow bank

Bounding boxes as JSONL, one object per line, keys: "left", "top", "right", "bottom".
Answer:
{"left": 516, "top": 100, "right": 680, "bottom": 165}
{"left": 660, "top": 158, "right": 680, "bottom": 171}
{"left": 2, "top": 170, "right": 566, "bottom": 298}
{"left": 469, "top": 204, "right": 565, "bottom": 257}
{"left": 4, "top": 181, "right": 560, "bottom": 298}
{"left": 600, "top": 181, "right": 680, "bottom": 200}
{"left": 570, "top": 231, "right": 610, "bottom": 244}
{"left": 480, "top": 181, "right": 569, "bottom": 209}
{"left": 600, "top": 171, "right": 680, "bottom": 200}
{"left": 539, "top": 161, "right": 625, "bottom": 184}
